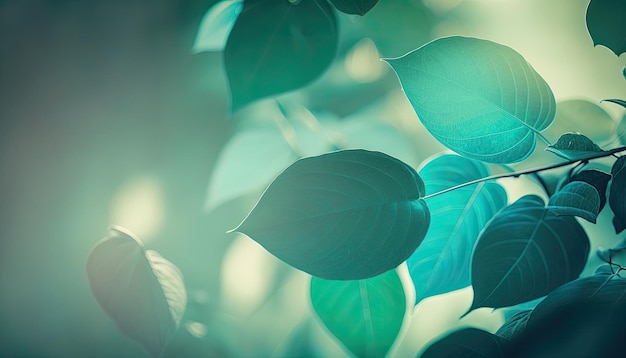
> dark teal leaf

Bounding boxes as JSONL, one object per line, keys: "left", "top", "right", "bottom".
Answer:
{"left": 548, "top": 181, "right": 600, "bottom": 223}
{"left": 421, "top": 328, "right": 508, "bottom": 358}
{"left": 192, "top": 0, "right": 243, "bottom": 53}
{"left": 546, "top": 132, "right": 604, "bottom": 160}
{"left": 567, "top": 169, "right": 611, "bottom": 212}
{"left": 609, "top": 156, "right": 626, "bottom": 233}
{"left": 86, "top": 227, "right": 187, "bottom": 357}
{"left": 468, "top": 195, "right": 590, "bottom": 313}
{"left": 586, "top": 0, "right": 626, "bottom": 56}
{"left": 496, "top": 310, "right": 532, "bottom": 340}
{"left": 544, "top": 100, "right": 614, "bottom": 144}
{"left": 233, "top": 149, "right": 430, "bottom": 280}
{"left": 328, "top": 0, "right": 379, "bottom": 15}
{"left": 384, "top": 36, "right": 555, "bottom": 164}
{"left": 603, "top": 98, "right": 626, "bottom": 109}
{"left": 310, "top": 270, "right": 405, "bottom": 358}
{"left": 225, "top": 0, "right": 337, "bottom": 111}
{"left": 595, "top": 263, "right": 615, "bottom": 274}
{"left": 407, "top": 154, "right": 507, "bottom": 305}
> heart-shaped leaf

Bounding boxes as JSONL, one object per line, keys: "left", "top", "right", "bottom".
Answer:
{"left": 566, "top": 169, "right": 611, "bottom": 212}
{"left": 86, "top": 227, "right": 187, "bottom": 357}
{"left": 328, "top": 0, "right": 379, "bottom": 15}
{"left": 385, "top": 36, "right": 555, "bottom": 164}
{"left": 544, "top": 100, "right": 615, "bottom": 143}
{"left": 232, "top": 149, "right": 430, "bottom": 280}
{"left": 310, "top": 269, "right": 405, "bottom": 357}
{"left": 225, "top": 0, "right": 338, "bottom": 111}
{"left": 496, "top": 310, "right": 532, "bottom": 341}
{"left": 609, "top": 156, "right": 626, "bottom": 233}
{"left": 407, "top": 154, "right": 507, "bottom": 305}
{"left": 548, "top": 181, "right": 600, "bottom": 223}
{"left": 468, "top": 195, "right": 590, "bottom": 313}
{"left": 546, "top": 132, "right": 604, "bottom": 160}
{"left": 421, "top": 328, "right": 509, "bottom": 358}
{"left": 191, "top": 0, "right": 243, "bottom": 53}
{"left": 586, "top": 0, "right": 626, "bottom": 56}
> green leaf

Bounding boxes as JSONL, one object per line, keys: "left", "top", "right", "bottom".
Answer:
{"left": 548, "top": 181, "right": 600, "bottom": 223}
{"left": 586, "top": 0, "right": 626, "bottom": 56}
{"left": 603, "top": 98, "right": 626, "bottom": 109}
{"left": 233, "top": 149, "right": 430, "bottom": 280}
{"left": 617, "top": 114, "right": 626, "bottom": 145}
{"left": 566, "top": 169, "right": 611, "bottom": 212}
{"left": 224, "top": 0, "right": 338, "bottom": 111}
{"left": 86, "top": 227, "right": 187, "bottom": 357}
{"left": 310, "top": 270, "right": 405, "bottom": 358}
{"left": 384, "top": 36, "right": 555, "bottom": 164}
{"left": 420, "top": 328, "right": 508, "bottom": 358}
{"left": 609, "top": 156, "right": 626, "bottom": 233}
{"left": 407, "top": 154, "right": 507, "bottom": 305}
{"left": 546, "top": 132, "right": 604, "bottom": 160}
{"left": 496, "top": 310, "right": 532, "bottom": 341}
{"left": 468, "top": 195, "right": 590, "bottom": 313}
{"left": 191, "top": 0, "right": 243, "bottom": 53}
{"left": 328, "top": 0, "right": 379, "bottom": 15}
{"left": 544, "top": 100, "right": 615, "bottom": 143}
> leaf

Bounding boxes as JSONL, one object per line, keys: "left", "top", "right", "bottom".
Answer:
{"left": 609, "top": 156, "right": 626, "bottom": 233}
{"left": 598, "top": 234, "right": 626, "bottom": 264}
{"left": 420, "top": 328, "right": 508, "bottom": 358}
{"left": 496, "top": 310, "right": 532, "bottom": 340}
{"left": 224, "top": 0, "right": 338, "bottom": 111}
{"left": 546, "top": 132, "right": 604, "bottom": 160}
{"left": 232, "top": 149, "right": 430, "bottom": 280}
{"left": 566, "top": 169, "right": 611, "bottom": 212}
{"left": 385, "top": 36, "right": 555, "bottom": 164}
{"left": 328, "top": 0, "right": 379, "bottom": 15}
{"left": 468, "top": 195, "right": 590, "bottom": 313}
{"left": 407, "top": 154, "right": 507, "bottom": 305}
{"left": 586, "top": 0, "right": 626, "bottom": 56}
{"left": 603, "top": 98, "right": 626, "bottom": 109}
{"left": 86, "top": 227, "right": 187, "bottom": 357}
{"left": 310, "top": 269, "right": 405, "bottom": 358}
{"left": 547, "top": 181, "right": 600, "bottom": 223}
{"left": 618, "top": 114, "right": 626, "bottom": 145}
{"left": 191, "top": 0, "right": 243, "bottom": 53}
{"left": 544, "top": 100, "right": 614, "bottom": 143}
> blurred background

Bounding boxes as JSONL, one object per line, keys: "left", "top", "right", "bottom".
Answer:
{"left": 0, "top": 0, "right": 624, "bottom": 357}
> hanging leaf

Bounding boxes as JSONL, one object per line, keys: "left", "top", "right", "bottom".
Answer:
{"left": 224, "top": 0, "right": 338, "bottom": 111}
{"left": 468, "top": 195, "right": 589, "bottom": 313}
{"left": 191, "top": 0, "right": 243, "bottom": 53}
{"left": 586, "top": 0, "right": 626, "bottom": 56}
{"left": 232, "top": 149, "right": 430, "bottom": 280}
{"left": 609, "top": 156, "right": 626, "bottom": 233}
{"left": 566, "top": 169, "right": 611, "bottom": 212}
{"left": 407, "top": 154, "right": 507, "bottom": 305}
{"left": 310, "top": 269, "right": 405, "bottom": 358}
{"left": 547, "top": 181, "right": 600, "bottom": 223}
{"left": 544, "top": 100, "right": 615, "bottom": 143}
{"left": 328, "top": 0, "right": 379, "bottom": 15}
{"left": 384, "top": 36, "right": 555, "bottom": 164}
{"left": 420, "top": 328, "right": 508, "bottom": 358}
{"left": 86, "top": 227, "right": 187, "bottom": 357}
{"left": 496, "top": 310, "right": 532, "bottom": 341}
{"left": 546, "top": 132, "right": 604, "bottom": 160}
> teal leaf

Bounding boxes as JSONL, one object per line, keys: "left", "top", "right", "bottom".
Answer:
{"left": 468, "top": 195, "right": 590, "bottom": 313}
{"left": 597, "top": 235, "right": 626, "bottom": 263}
{"left": 328, "top": 0, "right": 379, "bottom": 15}
{"left": 617, "top": 114, "right": 626, "bottom": 145}
{"left": 233, "top": 149, "right": 430, "bottom": 280}
{"left": 603, "top": 98, "right": 626, "bottom": 109}
{"left": 384, "top": 36, "right": 555, "bottom": 164}
{"left": 609, "top": 156, "right": 626, "bottom": 233}
{"left": 191, "top": 0, "right": 243, "bottom": 53}
{"left": 548, "top": 181, "right": 600, "bottom": 223}
{"left": 310, "top": 269, "right": 405, "bottom": 358}
{"left": 407, "top": 154, "right": 507, "bottom": 305}
{"left": 566, "top": 169, "right": 611, "bottom": 212}
{"left": 86, "top": 227, "right": 187, "bottom": 357}
{"left": 546, "top": 132, "right": 604, "bottom": 160}
{"left": 496, "top": 310, "right": 532, "bottom": 340}
{"left": 544, "top": 100, "right": 614, "bottom": 143}
{"left": 224, "top": 0, "right": 338, "bottom": 111}
{"left": 421, "top": 328, "right": 508, "bottom": 358}
{"left": 586, "top": 0, "right": 626, "bottom": 56}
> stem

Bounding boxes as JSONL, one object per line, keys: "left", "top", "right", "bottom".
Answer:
{"left": 423, "top": 146, "right": 626, "bottom": 200}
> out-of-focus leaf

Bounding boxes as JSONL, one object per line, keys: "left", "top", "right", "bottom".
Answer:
{"left": 468, "top": 195, "right": 589, "bottom": 313}
{"left": 586, "top": 0, "right": 626, "bottom": 56}
{"left": 544, "top": 100, "right": 614, "bottom": 143}
{"left": 548, "top": 181, "right": 600, "bottom": 223}
{"left": 617, "top": 114, "right": 626, "bottom": 145}
{"left": 310, "top": 270, "right": 405, "bottom": 358}
{"left": 328, "top": 0, "right": 379, "bottom": 15}
{"left": 546, "top": 132, "right": 604, "bottom": 160}
{"left": 421, "top": 328, "right": 508, "bottom": 358}
{"left": 385, "top": 36, "right": 555, "bottom": 164}
{"left": 566, "top": 169, "right": 611, "bottom": 212}
{"left": 496, "top": 310, "right": 532, "bottom": 341}
{"left": 609, "top": 156, "right": 626, "bottom": 233}
{"left": 225, "top": 0, "right": 337, "bottom": 111}
{"left": 232, "top": 149, "right": 430, "bottom": 280}
{"left": 407, "top": 154, "right": 507, "bottom": 305}
{"left": 86, "top": 227, "right": 187, "bottom": 357}
{"left": 191, "top": 0, "right": 243, "bottom": 53}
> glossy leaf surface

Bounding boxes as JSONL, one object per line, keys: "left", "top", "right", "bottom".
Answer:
{"left": 407, "top": 154, "right": 507, "bottom": 305}
{"left": 546, "top": 132, "right": 604, "bottom": 160}
{"left": 610, "top": 156, "right": 626, "bottom": 233}
{"left": 548, "top": 181, "right": 600, "bottom": 223}
{"left": 469, "top": 195, "right": 589, "bottom": 312}
{"left": 385, "top": 36, "right": 555, "bottom": 164}
{"left": 328, "top": 0, "right": 379, "bottom": 15}
{"left": 192, "top": 0, "right": 242, "bottom": 53}
{"left": 310, "top": 269, "right": 405, "bottom": 358}
{"left": 233, "top": 149, "right": 430, "bottom": 280}
{"left": 86, "top": 227, "right": 187, "bottom": 357}
{"left": 586, "top": 0, "right": 626, "bottom": 56}
{"left": 567, "top": 169, "right": 611, "bottom": 212}
{"left": 421, "top": 328, "right": 508, "bottom": 358}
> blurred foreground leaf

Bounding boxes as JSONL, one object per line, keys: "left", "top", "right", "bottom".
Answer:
{"left": 192, "top": 0, "right": 242, "bottom": 53}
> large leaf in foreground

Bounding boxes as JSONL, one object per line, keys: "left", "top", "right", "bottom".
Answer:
{"left": 610, "top": 156, "right": 626, "bottom": 233}
{"left": 385, "top": 36, "right": 555, "bottom": 164}
{"left": 421, "top": 328, "right": 508, "bottom": 358}
{"left": 548, "top": 181, "right": 600, "bottom": 223}
{"left": 468, "top": 195, "right": 589, "bottom": 313}
{"left": 86, "top": 227, "right": 187, "bottom": 357}
{"left": 407, "top": 154, "right": 506, "bottom": 305}
{"left": 586, "top": 0, "right": 626, "bottom": 56}
{"left": 233, "top": 149, "right": 430, "bottom": 280}
{"left": 310, "top": 270, "right": 405, "bottom": 358}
